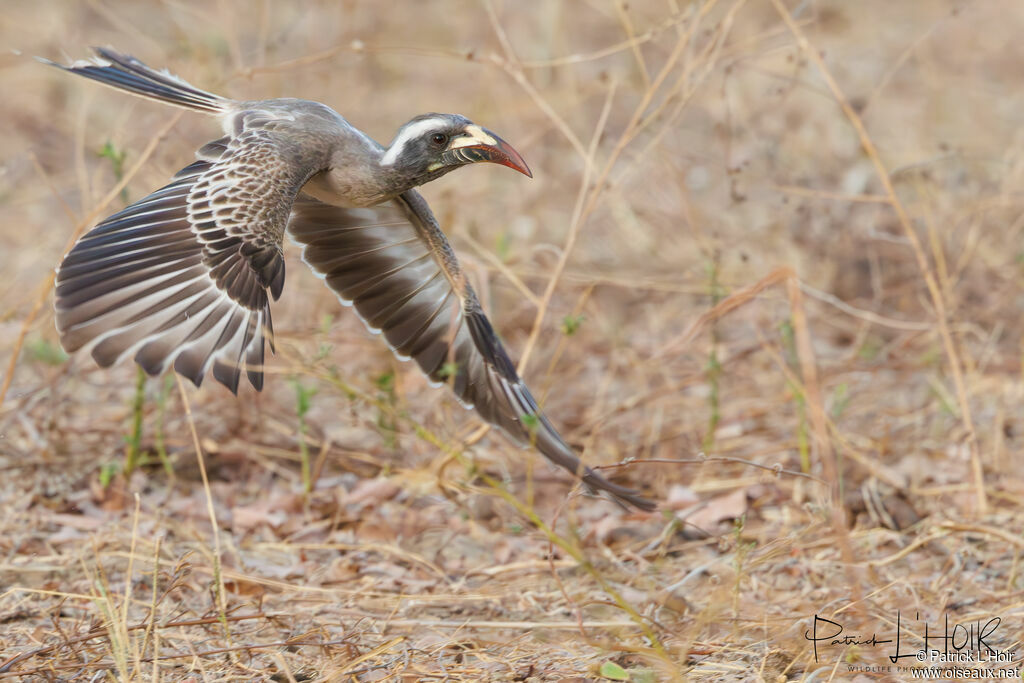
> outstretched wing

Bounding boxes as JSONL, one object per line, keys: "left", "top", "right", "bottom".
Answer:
{"left": 288, "top": 190, "right": 654, "bottom": 510}
{"left": 56, "top": 119, "right": 320, "bottom": 392}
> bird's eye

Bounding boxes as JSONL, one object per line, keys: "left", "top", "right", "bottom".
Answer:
{"left": 430, "top": 132, "right": 449, "bottom": 146}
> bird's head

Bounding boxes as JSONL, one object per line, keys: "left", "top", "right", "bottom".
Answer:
{"left": 381, "top": 113, "right": 532, "bottom": 186}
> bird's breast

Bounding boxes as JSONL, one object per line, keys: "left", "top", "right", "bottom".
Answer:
{"left": 300, "top": 168, "right": 390, "bottom": 208}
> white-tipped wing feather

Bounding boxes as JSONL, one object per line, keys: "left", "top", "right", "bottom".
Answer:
{"left": 57, "top": 124, "right": 318, "bottom": 393}
{"left": 288, "top": 191, "right": 655, "bottom": 510}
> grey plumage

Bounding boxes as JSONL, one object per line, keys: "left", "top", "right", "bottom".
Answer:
{"left": 46, "top": 48, "right": 654, "bottom": 510}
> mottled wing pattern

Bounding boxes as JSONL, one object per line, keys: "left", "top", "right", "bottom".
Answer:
{"left": 288, "top": 190, "right": 654, "bottom": 509}
{"left": 57, "top": 117, "right": 317, "bottom": 392}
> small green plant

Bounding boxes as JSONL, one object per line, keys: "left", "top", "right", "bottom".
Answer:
{"left": 315, "top": 313, "right": 335, "bottom": 360}
{"left": 291, "top": 378, "right": 318, "bottom": 493}
{"left": 153, "top": 374, "right": 175, "bottom": 477}
{"left": 98, "top": 140, "right": 128, "bottom": 203}
{"left": 597, "top": 661, "right": 656, "bottom": 683}
{"left": 703, "top": 347, "right": 722, "bottom": 452}
{"left": 830, "top": 382, "right": 850, "bottom": 419}
{"left": 437, "top": 361, "right": 459, "bottom": 380}
{"left": 99, "top": 462, "right": 119, "bottom": 488}
{"left": 495, "top": 230, "right": 511, "bottom": 262}
{"left": 919, "top": 344, "right": 942, "bottom": 369}
{"left": 730, "top": 515, "right": 756, "bottom": 618}
{"left": 702, "top": 255, "right": 725, "bottom": 453}
{"left": 374, "top": 370, "right": 395, "bottom": 393}
{"left": 374, "top": 370, "right": 398, "bottom": 447}
{"left": 560, "top": 313, "right": 585, "bottom": 336}
{"left": 628, "top": 669, "right": 658, "bottom": 683}
{"left": 928, "top": 376, "right": 957, "bottom": 416}
{"left": 521, "top": 412, "right": 539, "bottom": 435}
{"left": 123, "top": 367, "right": 147, "bottom": 476}
{"left": 598, "top": 661, "right": 630, "bottom": 681}
{"left": 779, "top": 319, "right": 810, "bottom": 473}
{"left": 26, "top": 337, "right": 68, "bottom": 365}
{"left": 314, "top": 342, "right": 334, "bottom": 361}
{"left": 857, "top": 334, "right": 882, "bottom": 361}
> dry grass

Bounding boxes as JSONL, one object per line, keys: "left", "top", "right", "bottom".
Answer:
{"left": 2, "top": 1, "right": 1023, "bottom": 680}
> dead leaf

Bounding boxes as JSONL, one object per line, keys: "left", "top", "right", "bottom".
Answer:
{"left": 677, "top": 488, "right": 749, "bottom": 536}
{"left": 346, "top": 478, "right": 401, "bottom": 508}
{"left": 231, "top": 501, "right": 288, "bottom": 532}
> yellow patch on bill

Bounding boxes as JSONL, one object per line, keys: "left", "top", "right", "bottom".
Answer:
{"left": 449, "top": 124, "right": 497, "bottom": 148}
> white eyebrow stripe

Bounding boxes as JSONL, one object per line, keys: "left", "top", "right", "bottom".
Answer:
{"left": 380, "top": 117, "right": 450, "bottom": 166}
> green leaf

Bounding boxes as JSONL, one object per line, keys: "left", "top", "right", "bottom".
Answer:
{"left": 857, "top": 335, "right": 882, "bottom": 361}
{"left": 290, "top": 379, "right": 317, "bottom": 417}
{"left": 27, "top": 338, "right": 68, "bottom": 366}
{"left": 629, "top": 669, "right": 657, "bottom": 683}
{"left": 97, "top": 140, "right": 125, "bottom": 166}
{"left": 374, "top": 370, "right": 395, "bottom": 393}
{"left": 98, "top": 141, "right": 129, "bottom": 202}
{"left": 495, "top": 231, "right": 511, "bottom": 262}
{"left": 599, "top": 661, "right": 630, "bottom": 681}
{"left": 437, "top": 361, "right": 458, "bottom": 380}
{"left": 561, "top": 313, "right": 585, "bottom": 336}
{"left": 830, "top": 382, "right": 850, "bottom": 418}
{"left": 98, "top": 462, "right": 119, "bottom": 487}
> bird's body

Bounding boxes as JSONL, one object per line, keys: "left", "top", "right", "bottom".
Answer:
{"left": 45, "top": 48, "right": 653, "bottom": 510}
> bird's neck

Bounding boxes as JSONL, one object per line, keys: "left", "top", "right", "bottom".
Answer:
{"left": 302, "top": 163, "right": 407, "bottom": 208}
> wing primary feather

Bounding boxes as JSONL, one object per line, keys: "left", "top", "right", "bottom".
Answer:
{"left": 288, "top": 191, "right": 655, "bottom": 510}
{"left": 55, "top": 120, "right": 308, "bottom": 393}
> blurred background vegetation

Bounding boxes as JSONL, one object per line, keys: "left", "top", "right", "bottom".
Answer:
{"left": 1, "top": 1, "right": 1022, "bottom": 679}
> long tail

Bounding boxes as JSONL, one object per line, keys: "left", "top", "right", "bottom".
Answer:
{"left": 38, "top": 47, "right": 231, "bottom": 115}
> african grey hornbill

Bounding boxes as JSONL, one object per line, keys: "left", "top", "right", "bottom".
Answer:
{"left": 43, "top": 48, "right": 654, "bottom": 510}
